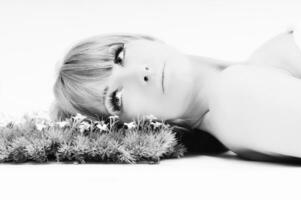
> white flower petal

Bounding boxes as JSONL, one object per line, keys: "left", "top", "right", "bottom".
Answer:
{"left": 56, "top": 121, "right": 70, "bottom": 128}
{"left": 124, "top": 121, "right": 137, "bottom": 129}
{"left": 109, "top": 115, "right": 119, "bottom": 120}
{"left": 36, "top": 123, "right": 47, "bottom": 131}
{"left": 73, "top": 113, "right": 87, "bottom": 121}
{"left": 96, "top": 124, "right": 108, "bottom": 131}
{"left": 151, "top": 121, "right": 163, "bottom": 128}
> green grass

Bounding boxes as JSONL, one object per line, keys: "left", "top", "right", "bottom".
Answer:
{"left": 0, "top": 113, "right": 186, "bottom": 164}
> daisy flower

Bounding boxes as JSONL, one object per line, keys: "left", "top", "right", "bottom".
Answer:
{"left": 35, "top": 123, "right": 47, "bottom": 131}
{"left": 124, "top": 121, "right": 137, "bottom": 130}
{"left": 96, "top": 121, "right": 108, "bottom": 132}
{"left": 109, "top": 115, "right": 119, "bottom": 120}
{"left": 56, "top": 121, "right": 70, "bottom": 128}
{"left": 72, "top": 113, "right": 87, "bottom": 121}
{"left": 150, "top": 121, "right": 163, "bottom": 129}
{"left": 78, "top": 121, "right": 90, "bottom": 133}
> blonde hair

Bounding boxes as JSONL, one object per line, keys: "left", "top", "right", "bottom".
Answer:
{"left": 52, "top": 34, "right": 159, "bottom": 121}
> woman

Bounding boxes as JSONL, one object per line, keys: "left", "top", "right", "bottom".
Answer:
{"left": 52, "top": 30, "right": 301, "bottom": 162}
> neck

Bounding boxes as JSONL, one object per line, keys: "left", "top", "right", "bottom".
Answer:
{"left": 179, "top": 55, "right": 233, "bottom": 131}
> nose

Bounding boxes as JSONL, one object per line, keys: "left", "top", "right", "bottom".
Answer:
{"left": 143, "top": 66, "right": 151, "bottom": 82}
{"left": 117, "top": 65, "right": 152, "bottom": 85}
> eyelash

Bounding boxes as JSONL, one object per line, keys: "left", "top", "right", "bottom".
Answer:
{"left": 107, "top": 44, "right": 125, "bottom": 115}
{"left": 114, "top": 45, "right": 125, "bottom": 65}
{"left": 108, "top": 90, "right": 122, "bottom": 115}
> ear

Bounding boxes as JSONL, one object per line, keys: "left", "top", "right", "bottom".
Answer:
{"left": 248, "top": 30, "right": 301, "bottom": 77}
{"left": 49, "top": 101, "right": 71, "bottom": 121}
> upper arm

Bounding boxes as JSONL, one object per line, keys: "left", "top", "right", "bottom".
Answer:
{"left": 247, "top": 30, "right": 301, "bottom": 79}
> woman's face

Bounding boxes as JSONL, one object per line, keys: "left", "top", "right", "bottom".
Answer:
{"left": 101, "top": 39, "right": 196, "bottom": 122}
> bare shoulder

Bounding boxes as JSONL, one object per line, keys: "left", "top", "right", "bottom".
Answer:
{"left": 221, "top": 63, "right": 296, "bottom": 82}
{"left": 213, "top": 64, "right": 301, "bottom": 105}
{"left": 247, "top": 30, "right": 301, "bottom": 79}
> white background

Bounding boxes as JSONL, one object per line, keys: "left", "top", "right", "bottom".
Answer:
{"left": 1, "top": 0, "right": 301, "bottom": 199}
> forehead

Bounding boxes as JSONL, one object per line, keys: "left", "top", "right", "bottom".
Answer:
{"left": 125, "top": 39, "right": 164, "bottom": 49}
{"left": 124, "top": 39, "right": 170, "bottom": 60}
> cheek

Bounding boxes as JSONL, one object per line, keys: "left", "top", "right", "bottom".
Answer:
{"left": 122, "top": 90, "right": 165, "bottom": 118}
{"left": 164, "top": 53, "right": 195, "bottom": 112}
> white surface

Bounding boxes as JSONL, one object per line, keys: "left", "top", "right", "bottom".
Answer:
{"left": 1, "top": 0, "right": 301, "bottom": 199}
{"left": 1, "top": 153, "right": 301, "bottom": 200}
